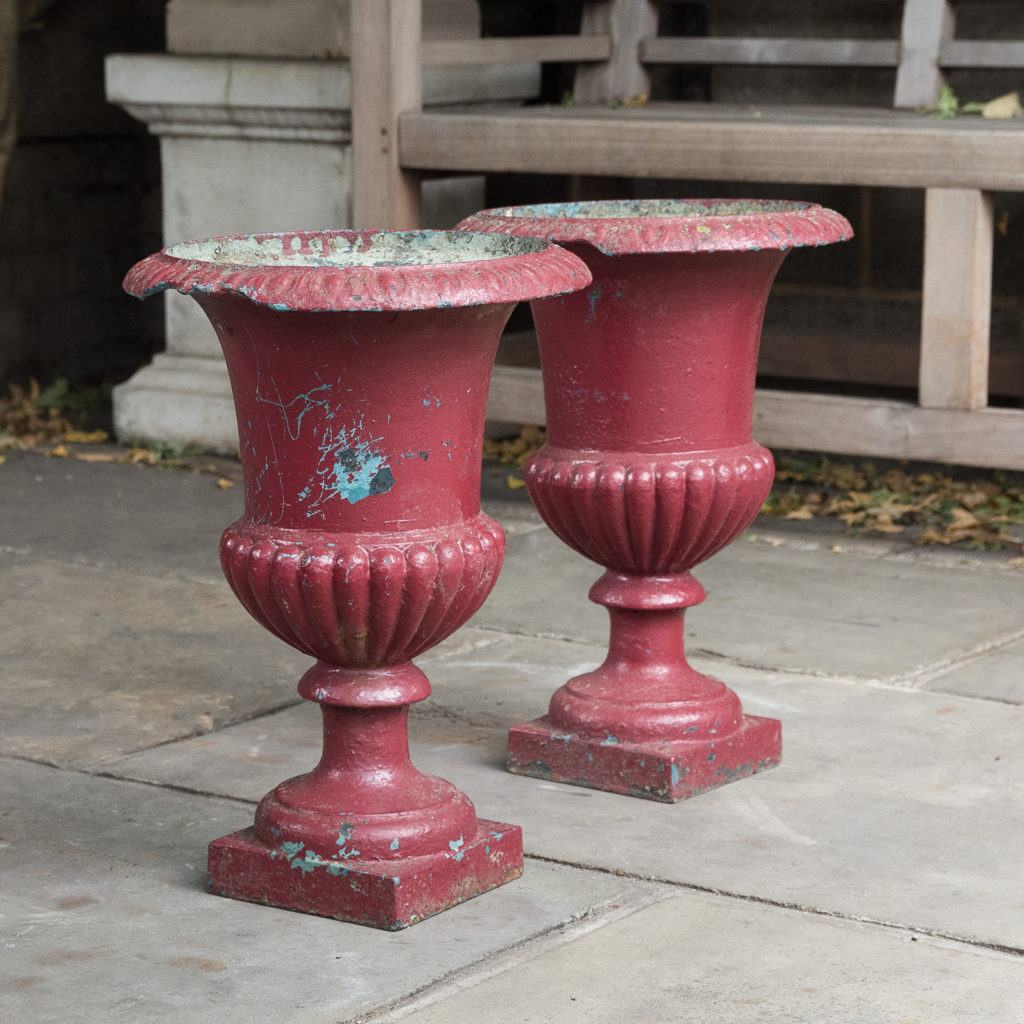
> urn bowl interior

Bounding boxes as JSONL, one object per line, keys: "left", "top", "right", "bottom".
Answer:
{"left": 165, "top": 229, "right": 549, "bottom": 269}
{"left": 483, "top": 199, "right": 812, "bottom": 220}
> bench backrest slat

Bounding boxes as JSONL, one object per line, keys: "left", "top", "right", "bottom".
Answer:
{"left": 409, "top": 2, "right": 1024, "bottom": 112}
{"left": 421, "top": 34, "right": 611, "bottom": 68}
{"left": 942, "top": 39, "right": 1024, "bottom": 69}
{"left": 640, "top": 37, "right": 901, "bottom": 68}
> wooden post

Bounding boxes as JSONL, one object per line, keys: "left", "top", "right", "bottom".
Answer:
{"left": 894, "top": 0, "right": 955, "bottom": 109}
{"left": 573, "top": 0, "right": 658, "bottom": 105}
{"left": 350, "top": 0, "right": 422, "bottom": 228}
{"left": 919, "top": 188, "right": 993, "bottom": 411}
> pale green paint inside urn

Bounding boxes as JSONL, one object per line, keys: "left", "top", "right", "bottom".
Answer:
{"left": 494, "top": 199, "right": 812, "bottom": 219}
{"left": 166, "top": 230, "right": 548, "bottom": 268}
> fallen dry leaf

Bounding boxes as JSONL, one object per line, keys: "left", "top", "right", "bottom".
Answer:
{"left": 982, "top": 91, "right": 1023, "bottom": 119}
{"left": 46, "top": 444, "right": 70, "bottom": 459}
{"left": 64, "top": 429, "right": 109, "bottom": 444}
{"left": 484, "top": 425, "right": 546, "bottom": 470}
{"left": 506, "top": 474, "right": 527, "bottom": 491}
{"left": 72, "top": 451, "right": 128, "bottom": 464}
{"left": 129, "top": 448, "right": 160, "bottom": 465}
{"left": 216, "top": 477, "right": 235, "bottom": 489}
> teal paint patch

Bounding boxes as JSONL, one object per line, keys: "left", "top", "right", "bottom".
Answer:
{"left": 336, "top": 822, "right": 361, "bottom": 860}
{"left": 291, "top": 854, "right": 316, "bottom": 876}
{"left": 390, "top": 838, "right": 400, "bottom": 851}
{"left": 599, "top": 733, "right": 619, "bottom": 746}
{"left": 310, "top": 416, "right": 393, "bottom": 511}
{"left": 329, "top": 446, "right": 394, "bottom": 503}
{"left": 254, "top": 375, "right": 395, "bottom": 512}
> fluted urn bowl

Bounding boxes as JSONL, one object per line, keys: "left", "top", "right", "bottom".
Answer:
{"left": 124, "top": 228, "right": 591, "bottom": 927}
{"left": 459, "top": 199, "right": 852, "bottom": 802}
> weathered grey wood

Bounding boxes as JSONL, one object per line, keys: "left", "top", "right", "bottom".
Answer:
{"left": 573, "top": 0, "right": 659, "bottom": 103}
{"left": 485, "top": 366, "right": 1024, "bottom": 469}
{"left": 942, "top": 39, "right": 1024, "bottom": 68}
{"left": 422, "top": 34, "right": 611, "bottom": 66}
{"left": 919, "top": 188, "right": 993, "bottom": 411}
{"left": 753, "top": 390, "right": 1024, "bottom": 470}
{"left": 350, "top": 0, "right": 421, "bottom": 228}
{"left": 388, "top": 0, "right": 1024, "bottom": 470}
{"left": 894, "top": 0, "right": 955, "bottom": 108}
{"left": 399, "top": 108, "right": 1024, "bottom": 191}
{"left": 641, "top": 37, "right": 900, "bottom": 68}
{"left": 487, "top": 365, "right": 547, "bottom": 425}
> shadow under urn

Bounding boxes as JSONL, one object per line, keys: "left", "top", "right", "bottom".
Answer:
{"left": 459, "top": 199, "right": 852, "bottom": 802}
{"left": 123, "top": 228, "right": 590, "bottom": 928}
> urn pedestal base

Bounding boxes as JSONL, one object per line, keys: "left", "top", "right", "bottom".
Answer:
{"left": 208, "top": 820, "right": 524, "bottom": 930}
{"left": 507, "top": 714, "right": 781, "bottom": 803}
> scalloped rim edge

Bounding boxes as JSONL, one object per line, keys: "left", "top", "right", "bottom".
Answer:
{"left": 123, "top": 229, "right": 593, "bottom": 312}
{"left": 457, "top": 200, "right": 854, "bottom": 256}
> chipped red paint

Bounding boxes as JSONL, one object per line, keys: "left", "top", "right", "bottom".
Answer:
{"left": 125, "top": 228, "right": 590, "bottom": 926}
{"left": 460, "top": 200, "right": 852, "bottom": 802}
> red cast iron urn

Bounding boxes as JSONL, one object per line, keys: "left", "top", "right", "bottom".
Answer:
{"left": 124, "top": 228, "right": 591, "bottom": 927}
{"left": 459, "top": 199, "right": 852, "bottom": 802}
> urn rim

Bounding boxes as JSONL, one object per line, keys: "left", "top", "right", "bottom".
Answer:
{"left": 123, "top": 228, "right": 591, "bottom": 312}
{"left": 457, "top": 199, "right": 853, "bottom": 255}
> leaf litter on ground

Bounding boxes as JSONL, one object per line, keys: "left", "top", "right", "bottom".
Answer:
{"left": 0, "top": 378, "right": 238, "bottom": 483}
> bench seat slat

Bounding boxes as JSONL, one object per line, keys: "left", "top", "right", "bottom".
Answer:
{"left": 400, "top": 106, "right": 1024, "bottom": 191}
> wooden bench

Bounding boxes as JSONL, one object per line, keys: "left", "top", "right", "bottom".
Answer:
{"left": 349, "top": 0, "right": 1024, "bottom": 471}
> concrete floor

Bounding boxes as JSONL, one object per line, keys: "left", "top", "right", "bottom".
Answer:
{"left": 2, "top": 447, "right": 1022, "bottom": 1023}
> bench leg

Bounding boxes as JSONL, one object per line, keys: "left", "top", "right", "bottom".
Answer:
{"left": 919, "top": 187, "right": 992, "bottom": 411}
{"left": 351, "top": 0, "right": 422, "bottom": 228}
{"left": 573, "top": 0, "right": 658, "bottom": 104}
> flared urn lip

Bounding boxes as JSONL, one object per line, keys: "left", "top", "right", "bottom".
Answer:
{"left": 123, "top": 228, "right": 592, "bottom": 312}
{"left": 458, "top": 199, "right": 853, "bottom": 256}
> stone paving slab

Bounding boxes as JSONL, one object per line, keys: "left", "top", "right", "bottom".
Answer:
{"left": 0, "top": 543, "right": 508, "bottom": 772}
{"left": 0, "top": 449, "right": 240, "bottom": 581}
{"left": 926, "top": 637, "right": 1024, "bottom": 704}
{"left": 105, "top": 639, "right": 1024, "bottom": 951}
{"left": 0, "top": 551, "right": 310, "bottom": 769}
{"left": 472, "top": 527, "right": 1024, "bottom": 682}
{"left": 373, "top": 890, "right": 1024, "bottom": 1024}
{"left": 0, "top": 759, "right": 657, "bottom": 1024}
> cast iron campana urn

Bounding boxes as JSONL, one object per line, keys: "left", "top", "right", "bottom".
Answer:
{"left": 124, "top": 229, "right": 590, "bottom": 928}
{"left": 459, "top": 199, "right": 852, "bottom": 802}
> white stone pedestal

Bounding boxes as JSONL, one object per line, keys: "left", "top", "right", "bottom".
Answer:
{"left": 106, "top": 3, "right": 540, "bottom": 452}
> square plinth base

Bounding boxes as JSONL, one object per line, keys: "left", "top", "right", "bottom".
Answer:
{"left": 207, "top": 819, "right": 523, "bottom": 930}
{"left": 507, "top": 714, "right": 781, "bottom": 803}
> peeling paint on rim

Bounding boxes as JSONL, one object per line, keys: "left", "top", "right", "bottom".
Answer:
{"left": 123, "top": 228, "right": 592, "bottom": 312}
{"left": 458, "top": 198, "right": 854, "bottom": 255}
